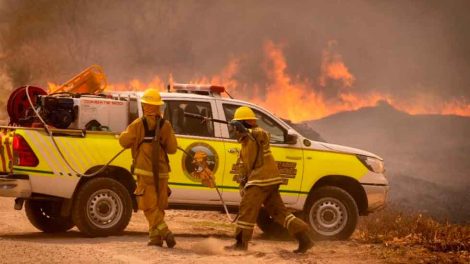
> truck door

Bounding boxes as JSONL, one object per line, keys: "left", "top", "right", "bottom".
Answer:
{"left": 217, "top": 102, "right": 303, "bottom": 204}
{"left": 163, "top": 99, "right": 226, "bottom": 203}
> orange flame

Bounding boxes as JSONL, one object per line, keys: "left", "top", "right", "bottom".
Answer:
{"left": 233, "top": 41, "right": 470, "bottom": 121}
{"left": 250, "top": 41, "right": 329, "bottom": 121}
{"left": 319, "top": 41, "right": 355, "bottom": 88}
{"left": 47, "top": 82, "right": 59, "bottom": 93}
{"left": 240, "top": 41, "right": 388, "bottom": 122}
{"left": 107, "top": 76, "right": 167, "bottom": 92}
{"left": 187, "top": 58, "right": 240, "bottom": 90}
{"left": 48, "top": 41, "right": 470, "bottom": 123}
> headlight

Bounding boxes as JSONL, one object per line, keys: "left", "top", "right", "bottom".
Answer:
{"left": 357, "top": 155, "right": 385, "bottom": 173}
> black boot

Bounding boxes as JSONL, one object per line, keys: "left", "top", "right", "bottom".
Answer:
{"left": 224, "top": 233, "right": 248, "bottom": 251}
{"left": 293, "top": 232, "right": 314, "bottom": 253}
{"left": 147, "top": 235, "right": 163, "bottom": 247}
{"left": 164, "top": 232, "right": 176, "bottom": 248}
{"left": 224, "top": 241, "right": 248, "bottom": 251}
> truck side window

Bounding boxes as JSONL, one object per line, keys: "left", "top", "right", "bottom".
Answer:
{"left": 222, "top": 104, "right": 285, "bottom": 143}
{"left": 166, "top": 101, "right": 214, "bottom": 137}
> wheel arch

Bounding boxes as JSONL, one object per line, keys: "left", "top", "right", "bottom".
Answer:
{"left": 69, "top": 165, "right": 137, "bottom": 214}
{"left": 305, "top": 175, "right": 368, "bottom": 216}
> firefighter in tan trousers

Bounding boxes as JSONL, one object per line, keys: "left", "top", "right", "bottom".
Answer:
{"left": 119, "top": 88, "right": 178, "bottom": 248}
{"left": 226, "top": 106, "right": 314, "bottom": 253}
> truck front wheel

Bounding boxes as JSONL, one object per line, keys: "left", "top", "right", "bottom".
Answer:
{"left": 304, "top": 186, "right": 358, "bottom": 240}
{"left": 72, "top": 177, "right": 132, "bottom": 237}
{"left": 25, "top": 200, "right": 75, "bottom": 233}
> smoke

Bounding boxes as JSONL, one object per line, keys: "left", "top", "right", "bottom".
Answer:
{"left": 0, "top": 67, "right": 12, "bottom": 123}
{"left": 307, "top": 102, "right": 470, "bottom": 222}
{"left": 1, "top": 0, "right": 470, "bottom": 121}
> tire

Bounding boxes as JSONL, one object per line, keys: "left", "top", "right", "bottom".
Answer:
{"left": 25, "top": 199, "right": 75, "bottom": 233}
{"left": 256, "top": 207, "right": 290, "bottom": 238}
{"left": 72, "top": 177, "right": 132, "bottom": 237}
{"left": 304, "top": 186, "right": 358, "bottom": 240}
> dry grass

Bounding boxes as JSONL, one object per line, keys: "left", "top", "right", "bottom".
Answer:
{"left": 355, "top": 207, "right": 470, "bottom": 253}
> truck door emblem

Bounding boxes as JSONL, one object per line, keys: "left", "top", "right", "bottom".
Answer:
{"left": 182, "top": 142, "right": 218, "bottom": 187}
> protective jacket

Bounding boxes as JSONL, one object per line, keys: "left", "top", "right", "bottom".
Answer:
{"left": 119, "top": 116, "right": 177, "bottom": 178}
{"left": 239, "top": 126, "right": 283, "bottom": 187}
{"left": 234, "top": 126, "right": 310, "bottom": 250}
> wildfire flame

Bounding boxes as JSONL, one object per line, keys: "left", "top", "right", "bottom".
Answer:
{"left": 319, "top": 41, "right": 355, "bottom": 88}
{"left": 48, "top": 41, "right": 470, "bottom": 123}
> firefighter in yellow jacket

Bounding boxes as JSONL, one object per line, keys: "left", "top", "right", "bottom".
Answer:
{"left": 119, "top": 88, "right": 177, "bottom": 248}
{"left": 227, "top": 106, "right": 314, "bottom": 253}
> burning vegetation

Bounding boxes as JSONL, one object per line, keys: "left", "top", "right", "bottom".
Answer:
{"left": 77, "top": 40, "right": 470, "bottom": 123}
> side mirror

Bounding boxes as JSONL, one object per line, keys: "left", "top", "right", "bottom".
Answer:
{"left": 285, "top": 129, "right": 298, "bottom": 145}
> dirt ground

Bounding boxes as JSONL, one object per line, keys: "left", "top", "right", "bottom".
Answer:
{"left": 0, "top": 197, "right": 466, "bottom": 264}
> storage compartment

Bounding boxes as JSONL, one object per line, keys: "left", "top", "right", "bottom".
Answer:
{"left": 71, "top": 97, "right": 129, "bottom": 132}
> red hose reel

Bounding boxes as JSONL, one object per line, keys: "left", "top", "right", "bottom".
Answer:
{"left": 7, "top": 86, "right": 47, "bottom": 126}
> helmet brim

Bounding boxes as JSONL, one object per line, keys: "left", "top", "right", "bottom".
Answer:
{"left": 232, "top": 117, "right": 258, "bottom": 121}
{"left": 141, "top": 99, "right": 164, "bottom": 106}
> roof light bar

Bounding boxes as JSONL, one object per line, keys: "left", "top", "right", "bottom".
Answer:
{"left": 171, "top": 83, "right": 226, "bottom": 97}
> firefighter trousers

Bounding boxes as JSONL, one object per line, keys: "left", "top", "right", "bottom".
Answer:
{"left": 236, "top": 184, "right": 310, "bottom": 245}
{"left": 134, "top": 175, "right": 170, "bottom": 243}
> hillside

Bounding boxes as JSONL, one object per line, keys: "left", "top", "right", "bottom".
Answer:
{"left": 301, "top": 101, "right": 470, "bottom": 222}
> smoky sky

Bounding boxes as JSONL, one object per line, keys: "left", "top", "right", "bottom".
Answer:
{"left": 1, "top": 0, "right": 470, "bottom": 101}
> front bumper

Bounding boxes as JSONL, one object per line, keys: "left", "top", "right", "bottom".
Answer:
{"left": 363, "top": 184, "right": 389, "bottom": 212}
{"left": 0, "top": 173, "right": 32, "bottom": 198}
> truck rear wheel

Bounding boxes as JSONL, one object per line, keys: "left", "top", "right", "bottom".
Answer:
{"left": 72, "top": 177, "right": 132, "bottom": 237}
{"left": 304, "top": 186, "right": 358, "bottom": 240}
{"left": 25, "top": 200, "right": 75, "bottom": 233}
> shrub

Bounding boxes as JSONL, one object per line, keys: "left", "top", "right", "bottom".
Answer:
{"left": 356, "top": 207, "right": 470, "bottom": 252}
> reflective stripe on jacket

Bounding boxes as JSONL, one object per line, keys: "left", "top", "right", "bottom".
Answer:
{"left": 240, "top": 127, "right": 282, "bottom": 187}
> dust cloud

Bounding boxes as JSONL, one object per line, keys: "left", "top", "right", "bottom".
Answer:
{"left": 190, "top": 237, "right": 225, "bottom": 255}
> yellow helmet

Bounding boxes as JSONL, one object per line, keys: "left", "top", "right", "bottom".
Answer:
{"left": 141, "top": 88, "right": 164, "bottom": 105}
{"left": 233, "top": 106, "right": 257, "bottom": 121}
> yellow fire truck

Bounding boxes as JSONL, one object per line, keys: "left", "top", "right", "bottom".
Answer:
{"left": 0, "top": 69, "right": 388, "bottom": 240}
